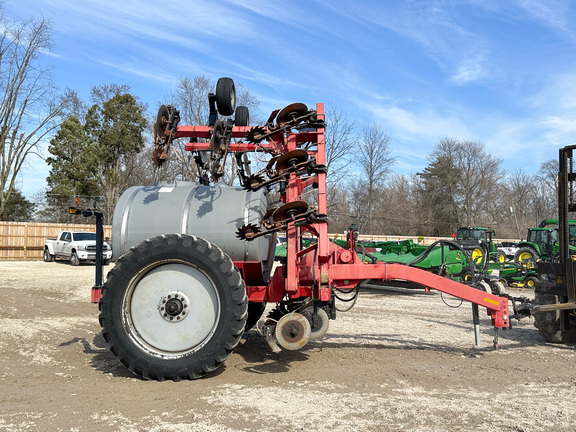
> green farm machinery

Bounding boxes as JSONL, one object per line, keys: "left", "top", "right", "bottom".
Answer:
{"left": 514, "top": 219, "right": 576, "bottom": 269}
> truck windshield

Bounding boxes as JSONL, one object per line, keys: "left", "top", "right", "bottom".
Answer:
{"left": 74, "top": 232, "right": 96, "bottom": 241}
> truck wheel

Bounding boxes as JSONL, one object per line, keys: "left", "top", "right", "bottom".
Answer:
{"left": 514, "top": 247, "right": 539, "bottom": 269}
{"left": 102, "top": 259, "right": 111, "bottom": 266}
{"left": 98, "top": 234, "right": 247, "bottom": 381}
{"left": 215, "top": 77, "right": 235, "bottom": 116}
{"left": 70, "top": 252, "right": 80, "bottom": 266}
{"left": 533, "top": 290, "right": 576, "bottom": 343}
{"left": 43, "top": 248, "right": 54, "bottom": 262}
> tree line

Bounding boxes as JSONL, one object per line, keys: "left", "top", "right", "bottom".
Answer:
{"left": 0, "top": 9, "right": 559, "bottom": 240}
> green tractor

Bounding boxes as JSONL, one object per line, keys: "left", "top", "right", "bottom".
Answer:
{"left": 454, "top": 226, "right": 504, "bottom": 266}
{"left": 514, "top": 219, "right": 576, "bottom": 269}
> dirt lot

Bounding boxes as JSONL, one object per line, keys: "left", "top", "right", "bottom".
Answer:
{"left": 1, "top": 261, "right": 576, "bottom": 431}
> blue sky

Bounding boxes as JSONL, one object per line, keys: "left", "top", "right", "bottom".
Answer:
{"left": 7, "top": 0, "right": 576, "bottom": 199}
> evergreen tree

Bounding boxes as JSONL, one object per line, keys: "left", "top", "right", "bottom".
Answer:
{"left": 1, "top": 189, "right": 35, "bottom": 221}
{"left": 85, "top": 91, "right": 147, "bottom": 222}
{"left": 45, "top": 115, "right": 100, "bottom": 214}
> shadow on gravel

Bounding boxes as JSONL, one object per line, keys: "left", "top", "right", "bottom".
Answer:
{"left": 233, "top": 332, "right": 310, "bottom": 375}
{"left": 314, "top": 327, "right": 576, "bottom": 355}
{"left": 59, "top": 333, "right": 137, "bottom": 379}
{"left": 236, "top": 323, "right": 575, "bottom": 364}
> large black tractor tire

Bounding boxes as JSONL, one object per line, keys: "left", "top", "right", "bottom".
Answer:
{"left": 98, "top": 234, "right": 247, "bottom": 381}
{"left": 215, "top": 77, "right": 236, "bottom": 116}
{"left": 514, "top": 247, "right": 539, "bottom": 269}
{"left": 533, "top": 290, "right": 576, "bottom": 343}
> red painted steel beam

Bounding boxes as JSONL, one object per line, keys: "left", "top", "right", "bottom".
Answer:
{"left": 327, "top": 262, "right": 510, "bottom": 327}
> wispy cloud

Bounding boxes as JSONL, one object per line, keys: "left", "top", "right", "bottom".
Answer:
{"left": 514, "top": 0, "right": 576, "bottom": 40}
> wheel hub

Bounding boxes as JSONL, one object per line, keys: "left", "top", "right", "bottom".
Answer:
{"left": 159, "top": 291, "right": 190, "bottom": 322}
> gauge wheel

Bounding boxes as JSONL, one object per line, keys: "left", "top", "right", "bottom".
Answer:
{"left": 477, "top": 280, "right": 491, "bottom": 294}
{"left": 43, "top": 248, "right": 54, "bottom": 262}
{"left": 234, "top": 105, "right": 249, "bottom": 126}
{"left": 492, "top": 280, "right": 507, "bottom": 295}
{"left": 215, "top": 77, "right": 236, "bottom": 116}
{"left": 514, "top": 247, "right": 539, "bottom": 269}
{"left": 301, "top": 307, "right": 330, "bottom": 340}
{"left": 275, "top": 312, "right": 311, "bottom": 350}
{"left": 70, "top": 251, "right": 80, "bottom": 266}
{"left": 98, "top": 234, "right": 247, "bottom": 381}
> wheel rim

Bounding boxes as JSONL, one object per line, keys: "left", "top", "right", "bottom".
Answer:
{"left": 122, "top": 261, "right": 221, "bottom": 357}
{"left": 472, "top": 248, "right": 483, "bottom": 264}
{"left": 519, "top": 252, "right": 533, "bottom": 262}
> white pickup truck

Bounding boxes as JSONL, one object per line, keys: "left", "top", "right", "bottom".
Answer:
{"left": 43, "top": 231, "right": 112, "bottom": 266}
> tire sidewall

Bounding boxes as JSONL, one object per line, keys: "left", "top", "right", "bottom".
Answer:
{"left": 99, "top": 234, "right": 246, "bottom": 379}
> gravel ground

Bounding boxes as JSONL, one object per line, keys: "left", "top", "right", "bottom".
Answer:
{"left": 1, "top": 260, "right": 576, "bottom": 432}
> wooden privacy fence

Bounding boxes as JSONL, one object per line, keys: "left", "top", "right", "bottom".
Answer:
{"left": 0, "top": 222, "right": 112, "bottom": 261}
{"left": 0, "top": 222, "right": 518, "bottom": 262}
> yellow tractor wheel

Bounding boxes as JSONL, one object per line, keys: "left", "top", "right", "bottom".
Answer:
{"left": 471, "top": 248, "right": 484, "bottom": 264}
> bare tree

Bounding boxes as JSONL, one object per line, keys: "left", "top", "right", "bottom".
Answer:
{"left": 455, "top": 140, "right": 504, "bottom": 225}
{"left": 323, "top": 104, "right": 357, "bottom": 226}
{"left": 0, "top": 12, "right": 69, "bottom": 218}
{"left": 351, "top": 123, "right": 395, "bottom": 234}
{"left": 324, "top": 104, "right": 357, "bottom": 184}
{"left": 158, "top": 75, "right": 260, "bottom": 186}
{"left": 381, "top": 173, "right": 421, "bottom": 235}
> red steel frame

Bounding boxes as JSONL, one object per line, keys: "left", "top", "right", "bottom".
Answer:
{"left": 178, "top": 103, "right": 510, "bottom": 329}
